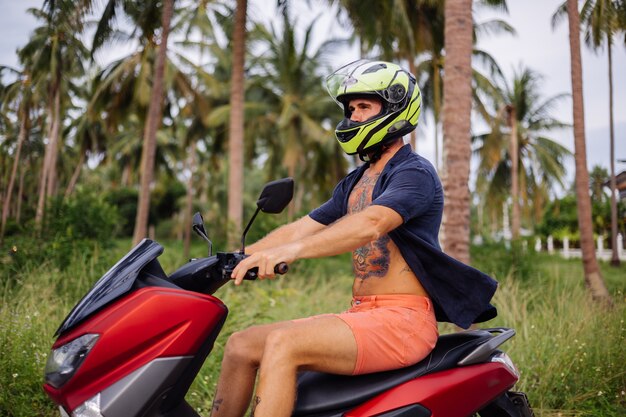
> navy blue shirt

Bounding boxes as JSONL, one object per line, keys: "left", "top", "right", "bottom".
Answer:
{"left": 309, "top": 145, "right": 497, "bottom": 329}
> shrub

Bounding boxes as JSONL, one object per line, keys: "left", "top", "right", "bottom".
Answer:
{"left": 0, "top": 189, "right": 121, "bottom": 276}
{"left": 104, "top": 187, "right": 138, "bottom": 237}
{"left": 45, "top": 189, "right": 120, "bottom": 241}
{"left": 471, "top": 241, "right": 537, "bottom": 282}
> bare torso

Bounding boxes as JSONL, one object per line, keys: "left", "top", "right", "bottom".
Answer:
{"left": 347, "top": 166, "right": 429, "bottom": 298}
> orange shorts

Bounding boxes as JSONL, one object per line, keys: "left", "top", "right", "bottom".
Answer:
{"left": 295, "top": 294, "right": 438, "bottom": 375}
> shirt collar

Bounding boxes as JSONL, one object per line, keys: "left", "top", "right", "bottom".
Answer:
{"left": 358, "top": 143, "right": 412, "bottom": 175}
{"left": 382, "top": 143, "right": 412, "bottom": 173}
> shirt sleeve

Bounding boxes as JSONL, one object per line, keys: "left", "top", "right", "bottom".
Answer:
{"left": 372, "top": 167, "right": 436, "bottom": 222}
{"left": 308, "top": 177, "right": 349, "bottom": 225}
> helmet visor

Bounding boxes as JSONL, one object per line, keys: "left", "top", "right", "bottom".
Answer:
{"left": 325, "top": 59, "right": 409, "bottom": 110}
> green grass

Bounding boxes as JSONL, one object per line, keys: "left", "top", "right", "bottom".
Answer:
{"left": 0, "top": 239, "right": 624, "bottom": 416}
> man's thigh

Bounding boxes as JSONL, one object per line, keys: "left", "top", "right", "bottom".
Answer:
{"left": 233, "top": 320, "right": 298, "bottom": 364}
{"left": 273, "top": 315, "right": 358, "bottom": 375}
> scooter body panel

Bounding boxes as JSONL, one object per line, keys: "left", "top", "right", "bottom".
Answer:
{"left": 43, "top": 287, "right": 227, "bottom": 413}
{"left": 345, "top": 363, "right": 518, "bottom": 417}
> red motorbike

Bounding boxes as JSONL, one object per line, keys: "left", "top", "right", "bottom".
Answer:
{"left": 43, "top": 178, "right": 534, "bottom": 417}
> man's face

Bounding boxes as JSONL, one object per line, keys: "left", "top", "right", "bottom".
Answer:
{"left": 348, "top": 97, "right": 382, "bottom": 122}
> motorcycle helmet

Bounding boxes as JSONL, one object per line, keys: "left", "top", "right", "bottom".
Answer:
{"left": 326, "top": 59, "right": 422, "bottom": 160}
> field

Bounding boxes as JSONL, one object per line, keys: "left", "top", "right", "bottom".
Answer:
{"left": 0, "top": 240, "right": 624, "bottom": 416}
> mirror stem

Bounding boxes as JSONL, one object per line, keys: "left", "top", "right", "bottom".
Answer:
{"left": 240, "top": 207, "right": 261, "bottom": 253}
{"left": 193, "top": 225, "right": 213, "bottom": 256}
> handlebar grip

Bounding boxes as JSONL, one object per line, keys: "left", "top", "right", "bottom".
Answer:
{"left": 275, "top": 262, "right": 289, "bottom": 275}
{"left": 244, "top": 262, "right": 289, "bottom": 280}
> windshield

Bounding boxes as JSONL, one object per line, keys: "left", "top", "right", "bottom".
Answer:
{"left": 55, "top": 239, "right": 164, "bottom": 336}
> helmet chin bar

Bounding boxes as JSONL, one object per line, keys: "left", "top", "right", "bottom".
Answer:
{"left": 359, "top": 138, "right": 402, "bottom": 163}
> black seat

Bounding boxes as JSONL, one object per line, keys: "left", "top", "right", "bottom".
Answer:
{"left": 293, "top": 329, "right": 494, "bottom": 416}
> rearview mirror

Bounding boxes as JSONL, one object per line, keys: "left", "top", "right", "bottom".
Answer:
{"left": 192, "top": 212, "right": 213, "bottom": 256}
{"left": 256, "top": 178, "right": 294, "bottom": 214}
{"left": 240, "top": 178, "right": 294, "bottom": 252}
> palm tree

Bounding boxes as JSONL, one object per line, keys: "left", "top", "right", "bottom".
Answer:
{"left": 0, "top": 67, "right": 37, "bottom": 242}
{"left": 441, "top": 0, "right": 474, "bottom": 264}
{"left": 132, "top": 0, "right": 175, "bottom": 244}
{"left": 227, "top": 0, "right": 248, "bottom": 247}
{"left": 473, "top": 67, "right": 572, "bottom": 237}
{"left": 589, "top": 165, "right": 610, "bottom": 202}
{"left": 330, "top": 0, "right": 411, "bottom": 56}
{"left": 174, "top": 0, "right": 225, "bottom": 258}
{"left": 88, "top": 0, "right": 182, "bottom": 244}
{"left": 564, "top": 0, "right": 612, "bottom": 304}
{"left": 248, "top": 9, "right": 346, "bottom": 217}
{"left": 332, "top": 1, "right": 511, "bottom": 172}
{"left": 580, "top": 0, "right": 622, "bottom": 265}
{"left": 62, "top": 99, "right": 108, "bottom": 198}
{"left": 555, "top": 0, "right": 622, "bottom": 264}
{"left": 415, "top": 2, "right": 511, "bottom": 168}
{"left": 20, "top": 0, "right": 90, "bottom": 227}
{"left": 417, "top": 16, "right": 513, "bottom": 172}
{"left": 0, "top": 69, "right": 45, "bottom": 229}
{"left": 619, "top": 0, "right": 626, "bottom": 32}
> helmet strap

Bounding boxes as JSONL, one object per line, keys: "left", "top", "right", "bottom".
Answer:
{"left": 360, "top": 147, "right": 383, "bottom": 163}
{"left": 359, "top": 139, "right": 397, "bottom": 163}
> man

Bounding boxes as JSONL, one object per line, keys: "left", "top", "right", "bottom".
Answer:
{"left": 210, "top": 59, "right": 497, "bottom": 417}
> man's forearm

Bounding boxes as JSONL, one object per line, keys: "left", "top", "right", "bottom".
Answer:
{"left": 291, "top": 205, "right": 402, "bottom": 260}
{"left": 231, "top": 206, "right": 402, "bottom": 283}
{"left": 247, "top": 215, "right": 325, "bottom": 254}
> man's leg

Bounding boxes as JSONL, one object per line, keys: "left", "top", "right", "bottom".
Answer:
{"left": 210, "top": 321, "right": 295, "bottom": 417}
{"left": 251, "top": 316, "right": 357, "bottom": 417}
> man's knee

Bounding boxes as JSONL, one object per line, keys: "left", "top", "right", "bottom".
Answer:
{"left": 224, "top": 329, "right": 256, "bottom": 362}
{"left": 263, "top": 328, "right": 299, "bottom": 365}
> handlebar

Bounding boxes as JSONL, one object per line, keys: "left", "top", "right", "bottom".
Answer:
{"left": 216, "top": 252, "right": 289, "bottom": 280}
{"left": 244, "top": 262, "right": 289, "bottom": 280}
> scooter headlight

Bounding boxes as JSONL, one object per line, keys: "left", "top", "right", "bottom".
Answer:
{"left": 44, "top": 333, "right": 99, "bottom": 388}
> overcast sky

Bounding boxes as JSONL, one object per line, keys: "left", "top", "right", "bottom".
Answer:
{"left": 1, "top": 0, "right": 624, "bottom": 186}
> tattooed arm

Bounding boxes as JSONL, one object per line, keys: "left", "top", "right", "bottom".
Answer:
{"left": 231, "top": 204, "right": 403, "bottom": 284}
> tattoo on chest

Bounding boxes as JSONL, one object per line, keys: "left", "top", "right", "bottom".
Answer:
{"left": 349, "top": 172, "right": 380, "bottom": 214}
{"left": 348, "top": 171, "right": 390, "bottom": 280}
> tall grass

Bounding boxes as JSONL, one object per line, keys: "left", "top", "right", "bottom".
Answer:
{"left": 0, "top": 240, "right": 623, "bottom": 416}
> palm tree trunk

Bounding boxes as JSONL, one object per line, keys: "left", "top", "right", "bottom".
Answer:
{"left": 64, "top": 151, "right": 85, "bottom": 198}
{"left": 287, "top": 161, "right": 297, "bottom": 221}
{"left": 566, "top": 0, "right": 612, "bottom": 303}
{"left": 433, "top": 59, "right": 441, "bottom": 172}
{"left": 183, "top": 139, "right": 197, "bottom": 259}
{"left": 35, "top": 92, "right": 58, "bottom": 227}
{"left": 46, "top": 84, "right": 62, "bottom": 198}
{"left": 441, "top": 0, "right": 473, "bottom": 265}
{"left": 227, "top": 0, "right": 248, "bottom": 248}
{"left": 132, "top": 0, "right": 174, "bottom": 245}
{"left": 607, "top": 38, "right": 619, "bottom": 266}
{"left": 35, "top": 158, "right": 49, "bottom": 227}
{"left": 507, "top": 105, "right": 520, "bottom": 240}
{"left": 16, "top": 163, "right": 25, "bottom": 224}
{"left": 1, "top": 112, "right": 28, "bottom": 242}
{"left": 122, "top": 163, "right": 131, "bottom": 187}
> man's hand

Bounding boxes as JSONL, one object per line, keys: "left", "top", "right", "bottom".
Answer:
{"left": 231, "top": 243, "right": 300, "bottom": 285}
